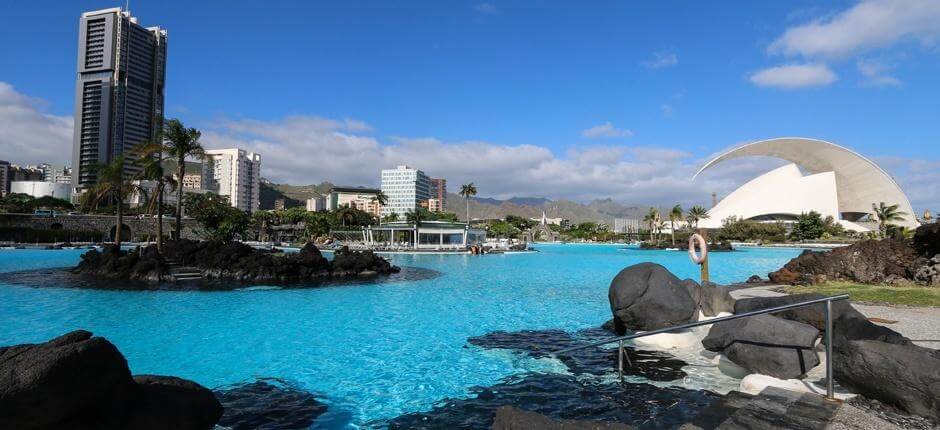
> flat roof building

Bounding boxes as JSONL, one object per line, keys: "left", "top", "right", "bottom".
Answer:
{"left": 203, "top": 148, "right": 262, "bottom": 212}
{"left": 381, "top": 165, "right": 430, "bottom": 217}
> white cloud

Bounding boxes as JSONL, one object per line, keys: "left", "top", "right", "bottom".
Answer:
{"left": 769, "top": 0, "right": 940, "bottom": 59}
{"left": 641, "top": 51, "right": 678, "bottom": 69}
{"left": 749, "top": 63, "right": 838, "bottom": 89}
{"left": 0, "top": 82, "right": 73, "bottom": 166}
{"left": 856, "top": 59, "right": 902, "bottom": 87}
{"left": 474, "top": 3, "right": 499, "bottom": 16}
{"left": 580, "top": 122, "right": 634, "bottom": 139}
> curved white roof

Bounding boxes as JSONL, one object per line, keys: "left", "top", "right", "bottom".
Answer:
{"left": 694, "top": 137, "right": 918, "bottom": 228}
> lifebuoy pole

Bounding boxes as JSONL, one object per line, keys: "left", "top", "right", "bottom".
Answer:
{"left": 688, "top": 230, "right": 710, "bottom": 283}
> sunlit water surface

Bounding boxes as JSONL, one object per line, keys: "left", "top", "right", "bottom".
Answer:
{"left": 0, "top": 244, "right": 802, "bottom": 427}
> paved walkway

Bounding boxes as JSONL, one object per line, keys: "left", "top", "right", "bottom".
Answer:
{"left": 732, "top": 285, "right": 940, "bottom": 348}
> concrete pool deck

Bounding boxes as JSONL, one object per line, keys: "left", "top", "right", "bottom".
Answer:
{"left": 732, "top": 285, "right": 940, "bottom": 349}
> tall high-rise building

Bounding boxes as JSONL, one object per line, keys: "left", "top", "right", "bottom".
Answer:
{"left": 0, "top": 160, "right": 10, "bottom": 197}
{"left": 429, "top": 178, "right": 446, "bottom": 212}
{"left": 202, "top": 148, "right": 262, "bottom": 212}
{"left": 380, "top": 165, "right": 430, "bottom": 217}
{"left": 71, "top": 8, "right": 167, "bottom": 194}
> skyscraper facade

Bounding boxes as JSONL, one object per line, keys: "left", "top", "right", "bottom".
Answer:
{"left": 202, "top": 148, "right": 262, "bottom": 212}
{"left": 0, "top": 160, "right": 9, "bottom": 197}
{"left": 429, "top": 177, "right": 446, "bottom": 212}
{"left": 380, "top": 165, "right": 430, "bottom": 217}
{"left": 71, "top": 8, "right": 167, "bottom": 194}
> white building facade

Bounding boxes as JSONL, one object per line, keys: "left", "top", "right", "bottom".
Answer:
{"left": 694, "top": 138, "right": 919, "bottom": 232}
{"left": 380, "top": 165, "right": 430, "bottom": 217}
{"left": 10, "top": 181, "right": 72, "bottom": 200}
{"left": 202, "top": 148, "right": 261, "bottom": 212}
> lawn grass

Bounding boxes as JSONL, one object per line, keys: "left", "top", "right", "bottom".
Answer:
{"left": 784, "top": 281, "right": 940, "bottom": 307}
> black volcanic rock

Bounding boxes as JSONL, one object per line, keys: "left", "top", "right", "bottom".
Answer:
{"left": 608, "top": 263, "right": 698, "bottom": 333}
{"left": 73, "top": 240, "right": 400, "bottom": 285}
{"left": 215, "top": 379, "right": 327, "bottom": 430}
{"left": 701, "top": 314, "right": 820, "bottom": 380}
{"left": 492, "top": 406, "right": 636, "bottom": 430}
{"left": 768, "top": 239, "right": 922, "bottom": 285}
{"left": 0, "top": 330, "right": 222, "bottom": 430}
{"left": 912, "top": 222, "right": 940, "bottom": 258}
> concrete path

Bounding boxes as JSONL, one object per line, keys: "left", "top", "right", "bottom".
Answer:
{"left": 731, "top": 285, "right": 940, "bottom": 348}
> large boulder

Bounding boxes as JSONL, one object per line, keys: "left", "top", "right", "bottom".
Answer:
{"left": 0, "top": 330, "right": 135, "bottom": 429}
{"left": 698, "top": 281, "right": 735, "bottom": 317}
{"left": 912, "top": 222, "right": 940, "bottom": 257}
{"left": 734, "top": 294, "right": 912, "bottom": 349}
{"left": 767, "top": 239, "right": 922, "bottom": 285}
{"left": 0, "top": 331, "right": 223, "bottom": 430}
{"left": 127, "top": 375, "right": 224, "bottom": 430}
{"left": 701, "top": 314, "right": 820, "bottom": 379}
{"left": 834, "top": 340, "right": 940, "bottom": 420}
{"left": 608, "top": 263, "right": 698, "bottom": 334}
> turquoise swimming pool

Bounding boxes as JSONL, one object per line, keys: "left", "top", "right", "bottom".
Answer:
{"left": 0, "top": 244, "right": 802, "bottom": 428}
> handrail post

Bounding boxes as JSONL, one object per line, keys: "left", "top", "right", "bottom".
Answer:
{"left": 825, "top": 299, "right": 834, "bottom": 400}
{"left": 617, "top": 340, "right": 624, "bottom": 381}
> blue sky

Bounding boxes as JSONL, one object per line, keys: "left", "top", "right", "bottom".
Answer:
{"left": 1, "top": 0, "right": 938, "bottom": 211}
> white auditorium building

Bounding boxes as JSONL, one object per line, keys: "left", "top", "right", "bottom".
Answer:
{"left": 694, "top": 137, "right": 918, "bottom": 233}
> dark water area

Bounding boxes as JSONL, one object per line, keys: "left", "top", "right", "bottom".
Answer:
{"left": 0, "top": 266, "right": 440, "bottom": 291}
{"left": 467, "top": 327, "right": 689, "bottom": 381}
{"left": 214, "top": 379, "right": 328, "bottom": 430}
{"left": 377, "top": 372, "right": 719, "bottom": 429}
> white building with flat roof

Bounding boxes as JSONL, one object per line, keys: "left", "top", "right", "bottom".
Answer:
{"left": 202, "top": 148, "right": 261, "bottom": 212}
{"left": 10, "top": 181, "right": 71, "bottom": 200}
{"left": 381, "top": 165, "right": 430, "bottom": 217}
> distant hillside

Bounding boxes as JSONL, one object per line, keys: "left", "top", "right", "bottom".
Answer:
{"left": 259, "top": 180, "right": 334, "bottom": 210}
{"left": 261, "top": 180, "right": 645, "bottom": 223}
{"left": 445, "top": 193, "right": 648, "bottom": 224}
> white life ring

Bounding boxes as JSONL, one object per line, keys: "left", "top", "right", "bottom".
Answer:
{"left": 688, "top": 233, "right": 708, "bottom": 264}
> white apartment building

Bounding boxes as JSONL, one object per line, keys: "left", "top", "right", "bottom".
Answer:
{"left": 613, "top": 218, "right": 641, "bottom": 234}
{"left": 306, "top": 196, "right": 327, "bottom": 212}
{"left": 202, "top": 148, "right": 261, "bottom": 212}
{"left": 380, "top": 165, "right": 430, "bottom": 217}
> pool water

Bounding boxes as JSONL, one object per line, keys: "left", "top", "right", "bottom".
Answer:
{"left": 0, "top": 244, "right": 802, "bottom": 427}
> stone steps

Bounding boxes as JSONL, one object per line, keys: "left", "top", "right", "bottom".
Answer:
{"left": 164, "top": 259, "right": 204, "bottom": 282}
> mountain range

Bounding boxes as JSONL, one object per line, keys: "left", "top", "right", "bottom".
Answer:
{"left": 260, "top": 180, "right": 648, "bottom": 223}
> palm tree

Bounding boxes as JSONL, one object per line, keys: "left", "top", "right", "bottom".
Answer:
{"left": 686, "top": 205, "right": 710, "bottom": 230}
{"left": 372, "top": 191, "right": 388, "bottom": 223}
{"left": 872, "top": 202, "right": 906, "bottom": 238}
{"left": 643, "top": 207, "right": 660, "bottom": 242}
{"left": 163, "top": 119, "right": 205, "bottom": 239}
{"left": 405, "top": 208, "right": 423, "bottom": 226}
{"left": 669, "top": 204, "right": 683, "bottom": 246}
{"left": 459, "top": 183, "right": 477, "bottom": 225}
{"left": 133, "top": 141, "right": 178, "bottom": 252}
{"left": 89, "top": 156, "right": 135, "bottom": 247}
{"left": 336, "top": 204, "right": 357, "bottom": 227}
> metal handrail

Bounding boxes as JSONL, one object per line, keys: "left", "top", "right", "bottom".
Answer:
{"left": 551, "top": 294, "right": 850, "bottom": 400}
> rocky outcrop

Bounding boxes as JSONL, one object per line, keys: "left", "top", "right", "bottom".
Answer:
{"left": 491, "top": 406, "right": 636, "bottom": 430}
{"left": 914, "top": 255, "right": 940, "bottom": 286}
{"left": 912, "top": 222, "right": 940, "bottom": 258}
{"left": 73, "top": 240, "right": 400, "bottom": 285}
{"left": 768, "top": 239, "right": 922, "bottom": 285}
{"left": 608, "top": 263, "right": 698, "bottom": 333}
{"left": 0, "top": 330, "right": 222, "bottom": 430}
{"left": 733, "top": 294, "right": 913, "bottom": 349}
{"left": 608, "top": 263, "right": 736, "bottom": 334}
{"left": 72, "top": 244, "right": 165, "bottom": 282}
{"left": 701, "top": 314, "right": 820, "bottom": 379}
{"left": 834, "top": 340, "right": 940, "bottom": 420}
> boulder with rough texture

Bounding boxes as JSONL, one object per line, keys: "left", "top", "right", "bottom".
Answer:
{"left": 0, "top": 330, "right": 135, "bottom": 429}
{"left": 0, "top": 330, "right": 223, "bottom": 430}
{"left": 127, "top": 375, "right": 224, "bottom": 430}
{"left": 72, "top": 245, "right": 165, "bottom": 282}
{"left": 767, "top": 239, "right": 923, "bottom": 285}
{"left": 914, "top": 255, "right": 940, "bottom": 286}
{"left": 834, "top": 340, "right": 940, "bottom": 420}
{"left": 912, "top": 222, "right": 940, "bottom": 257}
{"left": 698, "top": 281, "right": 735, "bottom": 317}
{"left": 608, "top": 263, "right": 698, "bottom": 333}
{"left": 491, "top": 406, "right": 636, "bottom": 430}
{"left": 733, "top": 294, "right": 913, "bottom": 349}
{"left": 746, "top": 275, "right": 763, "bottom": 284}
{"left": 701, "top": 314, "right": 820, "bottom": 379}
